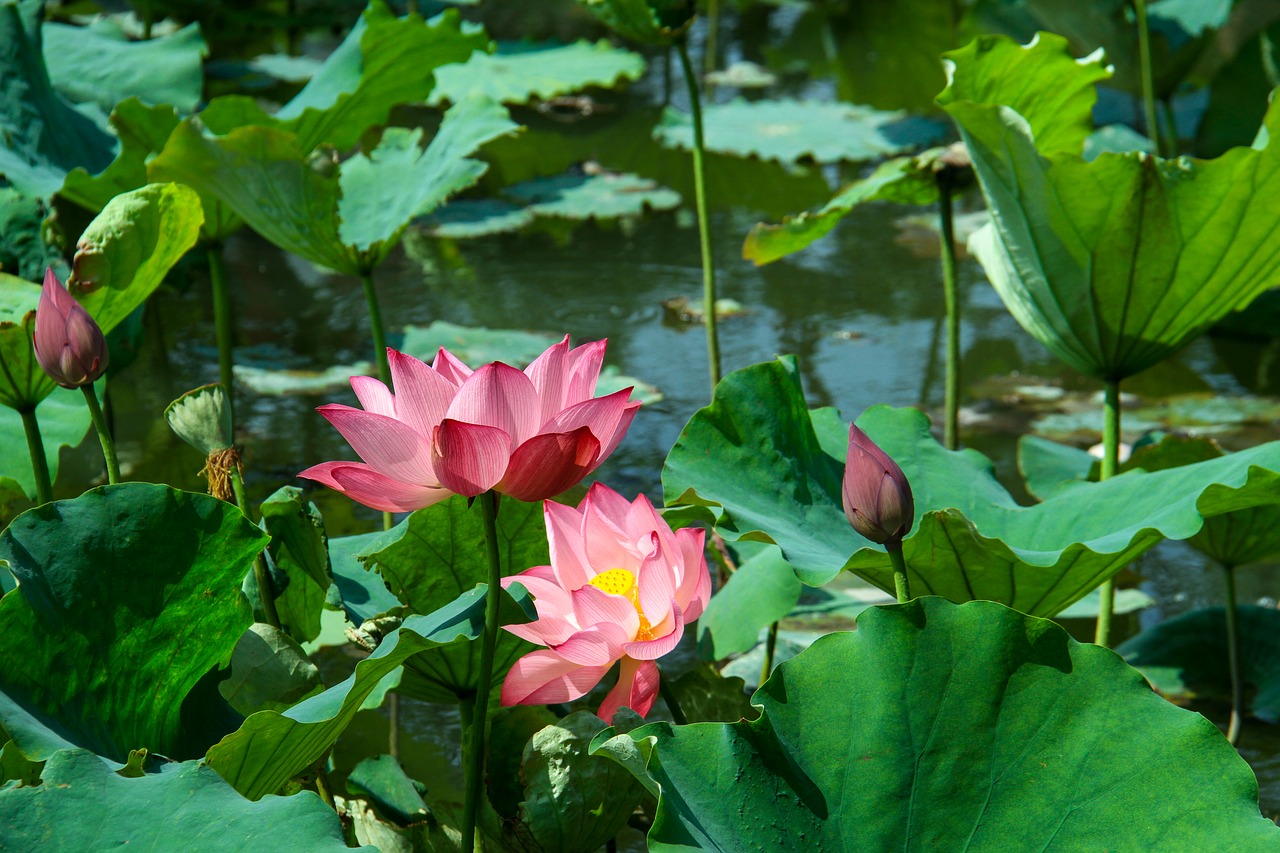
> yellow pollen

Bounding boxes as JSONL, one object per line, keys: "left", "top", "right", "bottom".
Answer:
{"left": 587, "top": 568, "right": 656, "bottom": 641}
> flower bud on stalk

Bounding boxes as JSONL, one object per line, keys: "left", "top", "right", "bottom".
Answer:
{"left": 843, "top": 423, "right": 915, "bottom": 602}
{"left": 33, "top": 268, "right": 108, "bottom": 388}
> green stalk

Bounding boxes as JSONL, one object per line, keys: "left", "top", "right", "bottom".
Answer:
{"left": 887, "top": 542, "right": 911, "bottom": 604}
{"left": 230, "top": 465, "right": 281, "bottom": 630}
{"left": 759, "top": 621, "right": 779, "bottom": 687}
{"left": 19, "top": 406, "right": 53, "bottom": 504}
{"left": 1133, "top": 0, "right": 1164, "bottom": 156}
{"left": 937, "top": 169, "right": 961, "bottom": 451}
{"left": 657, "top": 671, "right": 688, "bottom": 725}
{"left": 1223, "top": 562, "right": 1244, "bottom": 746}
{"left": 704, "top": 0, "right": 720, "bottom": 77}
{"left": 207, "top": 243, "right": 236, "bottom": 427}
{"left": 676, "top": 38, "right": 721, "bottom": 395}
{"left": 81, "top": 384, "right": 120, "bottom": 484}
{"left": 361, "top": 271, "right": 392, "bottom": 387}
{"left": 461, "top": 490, "right": 503, "bottom": 853}
{"left": 1094, "top": 379, "right": 1122, "bottom": 647}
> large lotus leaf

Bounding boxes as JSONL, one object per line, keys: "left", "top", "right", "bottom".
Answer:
{"left": 0, "top": 385, "right": 95, "bottom": 502}
{"left": 743, "top": 150, "right": 942, "bottom": 265}
{"left": 337, "top": 96, "right": 519, "bottom": 267}
{"left": 358, "top": 494, "right": 543, "bottom": 704}
{"left": 0, "top": 748, "right": 369, "bottom": 852}
{"left": 503, "top": 169, "right": 680, "bottom": 220}
{"left": 592, "top": 597, "right": 1280, "bottom": 850}
{"left": 580, "top": 0, "right": 694, "bottom": 45}
{"left": 938, "top": 33, "right": 1280, "bottom": 380}
{"left": 1016, "top": 433, "right": 1094, "bottom": 501}
{"left": 480, "top": 711, "right": 645, "bottom": 853}
{"left": 0, "top": 187, "right": 60, "bottom": 281}
{"left": 696, "top": 541, "right": 801, "bottom": 660}
{"left": 198, "top": 3, "right": 485, "bottom": 152}
{"left": 0, "top": 484, "right": 266, "bottom": 765}
{"left": 328, "top": 529, "right": 404, "bottom": 624}
{"left": 655, "top": 98, "right": 939, "bottom": 164}
{"left": 0, "top": 272, "right": 56, "bottom": 410}
{"left": 260, "top": 486, "right": 336, "bottom": 644}
{"left": 418, "top": 198, "right": 536, "bottom": 238}
{"left": 1120, "top": 605, "right": 1280, "bottom": 722}
{"left": 218, "top": 623, "right": 323, "bottom": 716}
{"left": 662, "top": 358, "right": 1280, "bottom": 616}
{"left": 429, "top": 40, "right": 644, "bottom": 106}
{"left": 206, "top": 583, "right": 535, "bottom": 800}
{"left": 68, "top": 182, "right": 204, "bottom": 334}
{"left": 59, "top": 98, "right": 181, "bottom": 213}
{"left": 0, "top": 1, "right": 116, "bottom": 196}
{"left": 400, "top": 321, "right": 557, "bottom": 366}
{"left": 42, "top": 19, "right": 206, "bottom": 114}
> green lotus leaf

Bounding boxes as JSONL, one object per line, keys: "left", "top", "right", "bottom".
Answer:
{"left": 357, "top": 494, "right": 543, "bottom": 705}
{"left": 1120, "top": 605, "right": 1280, "bottom": 722}
{"left": 328, "top": 529, "right": 404, "bottom": 624}
{"left": 655, "top": 98, "right": 939, "bottom": 164}
{"left": 1017, "top": 433, "right": 1095, "bottom": 501}
{"left": 345, "top": 754, "right": 432, "bottom": 826}
{"left": 481, "top": 711, "right": 645, "bottom": 853}
{"left": 0, "top": 187, "right": 60, "bottom": 281}
{"left": 0, "top": 272, "right": 56, "bottom": 411}
{"left": 206, "top": 583, "right": 535, "bottom": 800}
{"left": 430, "top": 39, "right": 644, "bottom": 106}
{"left": 59, "top": 98, "right": 181, "bottom": 212}
{"left": 417, "top": 198, "right": 536, "bottom": 238}
{"left": 68, "top": 182, "right": 205, "bottom": 335}
{"left": 42, "top": 19, "right": 206, "bottom": 115}
{"left": 695, "top": 541, "right": 801, "bottom": 660}
{"left": 400, "top": 321, "right": 559, "bottom": 366}
{"left": 504, "top": 169, "right": 680, "bottom": 220}
{"left": 0, "top": 749, "right": 368, "bottom": 852}
{"left": 218, "top": 623, "right": 323, "bottom": 716}
{"left": 198, "top": 3, "right": 486, "bottom": 152}
{"left": 0, "top": 484, "right": 266, "bottom": 765}
{"left": 662, "top": 358, "right": 1280, "bottom": 616}
{"left": 593, "top": 598, "right": 1280, "bottom": 850}
{"left": 938, "top": 33, "right": 1280, "bottom": 380}
{"left": 232, "top": 361, "right": 375, "bottom": 396}
{"left": 166, "top": 383, "right": 234, "bottom": 455}
{"left": 579, "top": 0, "right": 695, "bottom": 46}
{"left": 259, "top": 486, "right": 337, "bottom": 644}
{"left": 743, "top": 150, "right": 942, "bottom": 265}
{"left": 0, "top": 386, "right": 96, "bottom": 502}
{"left": 0, "top": 1, "right": 116, "bottom": 196}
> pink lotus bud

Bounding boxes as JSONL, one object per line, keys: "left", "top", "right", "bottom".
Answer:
{"left": 842, "top": 424, "right": 914, "bottom": 547}
{"left": 33, "top": 267, "right": 109, "bottom": 388}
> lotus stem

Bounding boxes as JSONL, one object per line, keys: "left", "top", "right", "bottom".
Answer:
{"left": 207, "top": 243, "right": 236, "bottom": 428}
{"left": 704, "top": 0, "right": 720, "bottom": 78}
{"left": 230, "top": 464, "right": 281, "bottom": 630}
{"left": 388, "top": 693, "right": 400, "bottom": 759}
{"left": 937, "top": 169, "right": 961, "bottom": 451}
{"left": 461, "top": 489, "right": 503, "bottom": 853}
{"left": 887, "top": 542, "right": 911, "bottom": 604}
{"left": 1133, "top": 0, "right": 1164, "bottom": 156}
{"left": 676, "top": 38, "right": 722, "bottom": 396}
{"left": 1223, "top": 562, "right": 1244, "bottom": 746}
{"left": 759, "top": 621, "right": 779, "bottom": 687}
{"left": 1094, "top": 378, "right": 1122, "bottom": 647}
{"left": 81, "top": 384, "right": 120, "bottom": 485}
{"left": 19, "top": 406, "right": 53, "bottom": 505}
{"left": 360, "top": 271, "right": 392, "bottom": 387}
{"left": 658, "top": 669, "right": 687, "bottom": 725}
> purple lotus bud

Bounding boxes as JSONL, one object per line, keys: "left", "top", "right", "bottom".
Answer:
{"left": 33, "top": 267, "right": 109, "bottom": 388}
{"left": 842, "top": 424, "right": 914, "bottom": 547}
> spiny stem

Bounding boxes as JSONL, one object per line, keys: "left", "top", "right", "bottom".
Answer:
{"left": 81, "top": 384, "right": 120, "bottom": 484}
{"left": 938, "top": 169, "right": 961, "bottom": 451}
{"left": 207, "top": 243, "right": 236, "bottom": 428}
{"left": 759, "top": 621, "right": 779, "bottom": 687}
{"left": 1094, "top": 379, "right": 1122, "bottom": 647}
{"left": 462, "top": 490, "right": 503, "bottom": 853}
{"left": 676, "top": 38, "right": 721, "bottom": 396}
{"left": 361, "top": 271, "right": 392, "bottom": 387}
{"left": 230, "top": 465, "right": 281, "bottom": 630}
{"left": 1223, "top": 562, "right": 1244, "bottom": 746}
{"left": 19, "top": 406, "right": 53, "bottom": 504}
{"left": 887, "top": 542, "right": 911, "bottom": 604}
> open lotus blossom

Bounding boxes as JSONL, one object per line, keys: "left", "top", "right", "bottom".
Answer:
{"left": 500, "top": 482, "right": 712, "bottom": 722}
{"left": 299, "top": 337, "right": 639, "bottom": 511}
{"left": 33, "top": 267, "right": 109, "bottom": 389}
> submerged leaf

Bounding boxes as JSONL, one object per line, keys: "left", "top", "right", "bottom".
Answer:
{"left": 594, "top": 598, "right": 1280, "bottom": 849}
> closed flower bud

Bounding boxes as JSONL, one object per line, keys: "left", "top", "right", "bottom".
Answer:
{"left": 33, "top": 267, "right": 109, "bottom": 388}
{"left": 842, "top": 424, "right": 914, "bottom": 547}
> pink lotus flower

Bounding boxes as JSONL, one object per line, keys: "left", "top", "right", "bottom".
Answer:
{"left": 299, "top": 338, "right": 639, "bottom": 511}
{"left": 33, "top": 267, "right": 109, "bottom": 388}
{"left": 499, "top": 482, "right": 712, "bottom": 722}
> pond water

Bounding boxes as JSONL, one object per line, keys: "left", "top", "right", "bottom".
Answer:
{"left": 38, "top": 0, "right": 1280, "bottom": 825}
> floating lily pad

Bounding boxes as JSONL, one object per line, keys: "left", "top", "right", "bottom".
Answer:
{"left": 430, "top": 40, "right": 645, "bottom": 106}
{"left": 233, "top": 362, "right": 374, "bottom": 396}
{"left": 704, "top": 60, "right": 776, "bottom": 89}
{"left": 1119, "top": 606, "right": 1280, "bottom": 721}
{"left": 1056, "top": 587, "right": 1155, "bottom": 620}
{"left": 505, "top": 170, "right": 681, "bottom": 220}
{"left": 400, "top": 321, "right": 559, "bottom": 366}
{"left": 655, "top": 98, "right": 942, "bottom": 164}
{"left": 417, "top": 199, "right": 536, "bottom": 239}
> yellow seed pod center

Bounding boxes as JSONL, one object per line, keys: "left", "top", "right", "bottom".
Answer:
{"left": 587, "top": 568, "right": 655, "bottom": 641}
